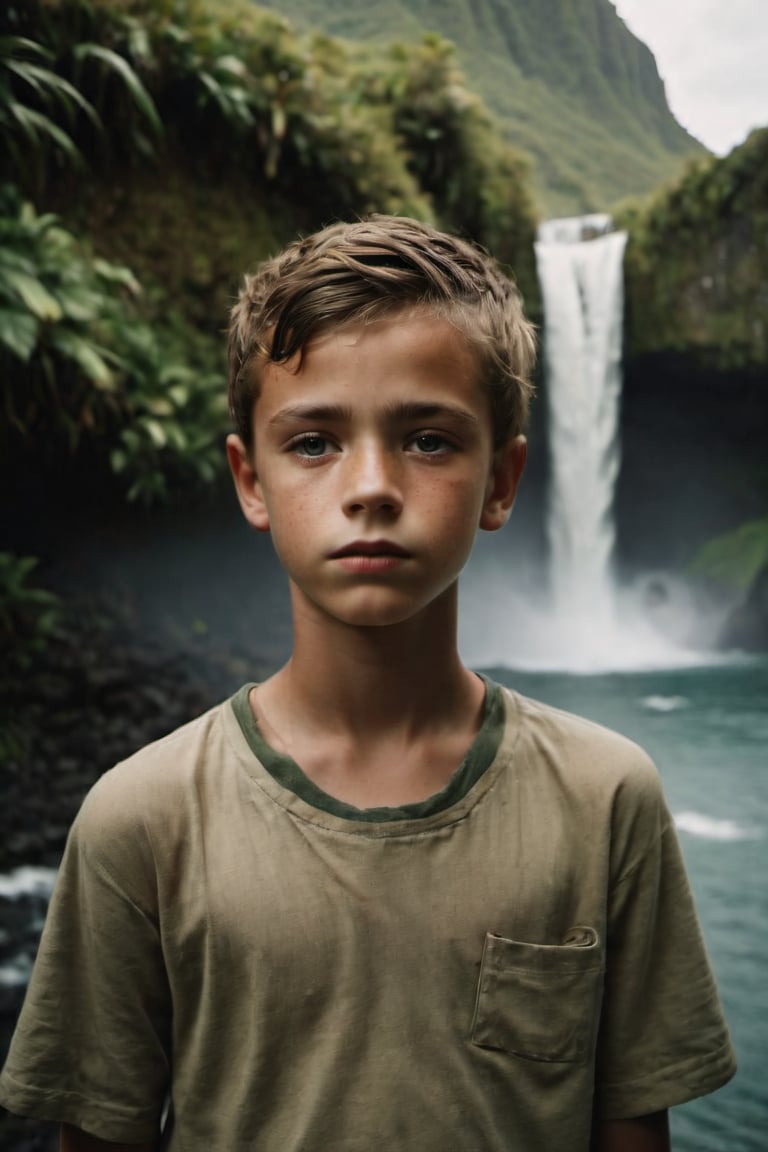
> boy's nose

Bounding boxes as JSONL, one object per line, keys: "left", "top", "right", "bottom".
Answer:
{"left": 342, "top": 444, "right": 403, "bottom": 515}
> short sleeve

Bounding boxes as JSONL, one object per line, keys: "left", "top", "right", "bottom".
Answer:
{"left": 595, "top": 770, "right": 737, "bottom": 1118}
{"left": 0, "top": 774, "right": 172, "bottom": 1142}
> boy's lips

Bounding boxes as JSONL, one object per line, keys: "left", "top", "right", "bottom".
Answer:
{"left": 329, "top": 540, "right": 411, "bottom": 559}
{"left": 329, "top": 540, "right": 410, "bottom": 574}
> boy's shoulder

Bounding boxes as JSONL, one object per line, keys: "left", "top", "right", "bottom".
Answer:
{"left": 505, "top": 685, "right": 658, "bottom": 784}
{"left": 72, "top": 694, "right": 238, "bottom": 859}
{"left": 501, "top": 686, "right": 669, "bottom": 856}
{"left": 60, "top": 691, "right": 262, "bottom": 913}
{"left": 91, "top": 695, "right": 228, "bottom": 793}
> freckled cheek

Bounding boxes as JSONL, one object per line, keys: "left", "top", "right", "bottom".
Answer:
{"left": 261, "top": 475, "right": 322, "bottom": 529}
{"left": 274, "top": 506, "right": 318, "bottom": 547}
{"left": 416, "top": 479, "right": 485, "bottom": 544}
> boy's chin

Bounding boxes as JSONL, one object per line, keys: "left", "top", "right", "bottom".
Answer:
{"left": 291, "top": 585, "right": 458, "bottom": 632}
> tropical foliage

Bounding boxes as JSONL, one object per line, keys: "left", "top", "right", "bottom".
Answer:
{"left": 0, "top": 187, "right": 225, "bottom": 502}
{"left": 1, "top": 34, "right": 95, "bottom": 182}
{"left": 0, "top": 7, "right": 220, "bottom": 504}
{"left": 1, "top": 0, "right": 539, "bottom": 511}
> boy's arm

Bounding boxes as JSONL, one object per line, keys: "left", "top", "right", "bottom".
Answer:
{"left": 0, "top": 776, "right": 172, "bottom": 1141}
{"left": 593, "top": 1111, "right": 670, "bottom": 1152}
{"left": 60, "top": 1123, "right": 158, "bottom": 1151}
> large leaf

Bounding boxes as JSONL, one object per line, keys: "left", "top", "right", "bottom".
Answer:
{"left": 0, "top": 308, "right": 39, "bottom": 361}
{"left": 143, "top": 396, "right": 175, "bottom": 416}
{"left": 216, "top": 55, "right": 249, "bottom": 80}
{"left": 1, "top": 268, "right": 62, "bottom": 321}
{"left": 0, "top": 36, "right": 52, "bottom": 62}
{"left": 56, "top": 285, "right": 104, "bottom": 323}
{"left": 52, "top": 329, "right": 115, "bottom": 389}
{"left": 6, "top": 102, "right": 84, "bottom": 165}
{"left": 139, "top": 416, "right": 168, "bottom": 448}
{"left": 0, "top": 248, "right": 37, "bottom": 279}
{"left": 5, "top": 60, "right": 101, "bottom": 127}
{"left": 74, "top": 44, "right": 163, "bottom": 138}
{"left": 92, "top": 258, "right": 141, "bottom": 294}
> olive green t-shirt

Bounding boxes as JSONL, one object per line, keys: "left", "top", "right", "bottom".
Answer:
{"left": 0, "top": 681, "right": 736, "bottom": 1149}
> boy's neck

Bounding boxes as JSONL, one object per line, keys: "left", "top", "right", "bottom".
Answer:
{"left": 279, "top": 583, "right": 475, "bottom": 733}
{"left": 249, "top": 585, "right": 486, "bottom": 807}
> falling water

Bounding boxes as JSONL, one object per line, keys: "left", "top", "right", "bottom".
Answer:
{"left": 456, "top": 216, "right": 737, "bottom": 669}
{"left": 534, "top": 214, "right": 628, "bottom": 662}
{"left": 457, "top": 203, "right": 752, "bottom": 670}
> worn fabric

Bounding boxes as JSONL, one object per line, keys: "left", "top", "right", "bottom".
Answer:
{"left": 0, "top": 681, "right": 736, "bottom": 1150}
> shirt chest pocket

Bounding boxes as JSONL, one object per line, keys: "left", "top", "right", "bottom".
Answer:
{"left": 470, "top": 928, "right": 604, "bottom": 1064}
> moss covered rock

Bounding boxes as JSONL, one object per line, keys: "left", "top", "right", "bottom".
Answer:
{"left": 620, "top": 129, "right": 768, "bottom": 371}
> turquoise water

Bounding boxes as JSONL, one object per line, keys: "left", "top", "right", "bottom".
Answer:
{"left": 485, "top": 660, "right": 768, "bottom": 1152}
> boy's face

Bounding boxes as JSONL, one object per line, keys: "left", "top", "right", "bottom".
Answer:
{"left": 228, "top": 311, "right": 526, "bottom": 631}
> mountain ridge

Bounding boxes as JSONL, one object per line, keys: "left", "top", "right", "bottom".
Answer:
{"left": 252, "top": 0, "right": 706, "bottom": 214}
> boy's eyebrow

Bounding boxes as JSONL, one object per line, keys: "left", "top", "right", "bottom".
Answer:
{"left": 267, "top": 401, "right": 481, "bottom": 427}
{"left": 268, "top": 403, "right": 351, "bottom": 427}
{"left": 383, "top": 401, "right": 482, "bottom": 427}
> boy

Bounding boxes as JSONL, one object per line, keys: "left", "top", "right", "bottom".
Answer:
{"left": 1, "top": 216, "right": 735, "bottom": 1150}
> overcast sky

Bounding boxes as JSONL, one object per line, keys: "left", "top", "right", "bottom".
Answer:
{"left": 612, "top": 0, "right": 767, "bottom": 155}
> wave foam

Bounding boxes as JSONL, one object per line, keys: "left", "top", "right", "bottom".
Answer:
{"left": 641, "top": 695, "right": 689, "bottom": 712}
{"left": 674, "top": 811, "right": 762, "bottom": 841}
{"left": 0, "top": 866, "right": 58, "bottom": 901}
{"left": 0, "top": 955, "right": 33, "bottom": 988}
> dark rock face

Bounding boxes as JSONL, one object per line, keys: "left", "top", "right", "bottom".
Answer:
{"left": 615, "top": 349, "right": 768, "bottom": 650}
{"left": 1, "top": 624, "right": 222, "bottom": 876}
{"left": 616, "top": 351, "right": 768, "bottom": 573}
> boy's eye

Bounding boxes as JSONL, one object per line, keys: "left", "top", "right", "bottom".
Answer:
{"left": 410, "top": 432, "right": 452, "bottom": 454}
{"left": 293, "top": 434, "right": 333, "bottom": 457}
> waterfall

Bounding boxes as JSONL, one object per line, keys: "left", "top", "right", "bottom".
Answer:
{"left": 458, "top": 216, "right": 733, "bottom": 670}
{"left": 534, "top": 214, "right": 628, "bottom": 662}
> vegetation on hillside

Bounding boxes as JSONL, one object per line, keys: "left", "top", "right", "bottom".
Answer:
{"left": 253, "top": 0, "right": 707, "bottom": 215}
{"left": 1, "top": 0, "right": 538, "bottom": 508}
{"left": 619, "top": 128, "right": 768, "bottom": 369}
{"left": 0, "top": 186, "right": 225, "bottom": 502}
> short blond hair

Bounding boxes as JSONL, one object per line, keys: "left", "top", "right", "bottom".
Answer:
{"left": 228, "top": 215, "right": 536, "bottom": 450}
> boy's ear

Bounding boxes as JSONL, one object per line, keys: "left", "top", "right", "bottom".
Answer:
{"left": 226, "top": 434, "right": 270, "bottom": 532}
{"left": 479, "top": 435, "right": 527, "bottom": 532}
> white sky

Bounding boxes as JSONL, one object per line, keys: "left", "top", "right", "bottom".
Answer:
{"left": 612, "top": 0, "right": 768, "bottom": 154}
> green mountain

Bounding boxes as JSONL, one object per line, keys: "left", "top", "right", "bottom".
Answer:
{"left": 253, "top": 0, "right": 707, "bottom": 215}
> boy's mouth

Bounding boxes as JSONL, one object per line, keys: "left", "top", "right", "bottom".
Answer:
{"left": 329, "top": 540, "right": 411, "bottom": 559}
